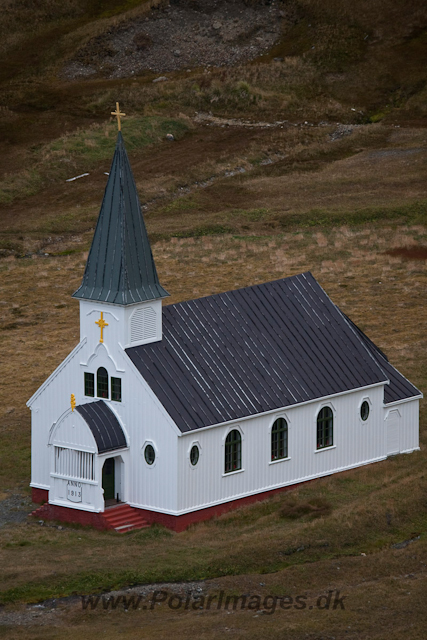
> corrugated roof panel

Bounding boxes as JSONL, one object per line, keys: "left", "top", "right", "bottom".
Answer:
{"left": 126, "top": 272, "right": 396, "bottom": 432}
{"left": 76, "top": 401, "right": 127, "bottom": 453}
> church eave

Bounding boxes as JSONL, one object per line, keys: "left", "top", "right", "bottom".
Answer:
{"left": 72, "top": 283, "right": 169, "bottom": 306}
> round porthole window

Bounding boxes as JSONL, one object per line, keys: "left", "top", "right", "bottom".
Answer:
{"left": 144, "top": 444, "right": 155, "bottom": 465}
{"left": 190, "top": 445, "right": 199, "bottom": 466}
{"left": 360, "top": 401, "right": 370, "bottom": 421}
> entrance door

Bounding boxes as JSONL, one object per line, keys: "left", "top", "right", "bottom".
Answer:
{"left": 102, "top": 458, "right": 115, "bottom": 501}
{"left": 386, "top": 410, "right": 400, "bottom": 456}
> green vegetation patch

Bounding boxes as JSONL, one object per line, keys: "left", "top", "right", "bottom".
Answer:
{"left": 172, "top": 224, "right": 234, "bottom": 238}
{"left": 229, "top": 208, "right": 269, "bottom": 221}
{"left": 160, "top": 195, "right": 200, "bottom": 215}
{"left": 0, "top": 170, "right": 42, "bottom": 205}
{"left": 41, "top": 116, "right": 189, "bottom": 174}
{"left": 0, "top": 117, "right": 190, "bottom": 205}
{"left": 277, "top": 200, "right": 427, "bottom": 229}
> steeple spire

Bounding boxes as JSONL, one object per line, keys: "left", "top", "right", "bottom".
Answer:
{"left": 73, "top": 131, "right": 169, "bottom": 305}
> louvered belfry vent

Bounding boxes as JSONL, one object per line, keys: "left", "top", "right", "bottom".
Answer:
{"left": 130, "top": 307, "right": 156, "bottom": 343}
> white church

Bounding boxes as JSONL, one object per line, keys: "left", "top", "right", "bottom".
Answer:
{"left": 29, "top": 123, "right": 422, "bottom": 532}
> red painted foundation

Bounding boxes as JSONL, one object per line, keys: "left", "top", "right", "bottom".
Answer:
{"left": 136, "top": 481, "right": 308, "bottom": 532}
{"left": 31, "top": 487, "right": 49, "bottom": 504}
{"left": 30, "top": 481, "right": 308, "bottom": 532}
{"left": 31, "top": 501, "right": 112, "bottom": 530}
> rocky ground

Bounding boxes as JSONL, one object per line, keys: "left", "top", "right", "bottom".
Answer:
{"left": 0, "top": 492, "right": 34, "bottom": 527}
{"left": 63, "top": 0, "right": 295, "bottom": 79}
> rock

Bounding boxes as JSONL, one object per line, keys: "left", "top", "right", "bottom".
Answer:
{"left": 213, "top": 21, "right": 222, "bottom": 30}
{"left": 153, "top": 76, "right": 168, "bottom": 82}
{"left": 173, "top": 50, "right": 181, "bottom": 57}
{"left": 166, "top": 134, "right": 175, "bottom": 141}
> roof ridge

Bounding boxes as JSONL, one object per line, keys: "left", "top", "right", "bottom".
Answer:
{"left": 163, "top": 272, "right": 313, "bottom": 310}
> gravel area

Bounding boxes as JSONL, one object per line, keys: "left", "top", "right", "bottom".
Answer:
{"left": 63, "top": 0, "right": 295, "bottom": 79}
{"left": 0, "top": 492, "right": 34, "bottom": 528}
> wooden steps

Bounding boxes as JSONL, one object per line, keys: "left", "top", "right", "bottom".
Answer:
{"left": 102, "top": 504, "right": 150, "bottom": 532}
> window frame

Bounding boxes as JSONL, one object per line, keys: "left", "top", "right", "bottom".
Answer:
{"left": 271, "top": 417, "right": 289, "bottom": 462}
{"left": 111, "top": 376, "right": 122, "bottom": 402}
{"left": 359, "top": 398, "right": 372, "bottom": 423}
{"left": 224, "top": 429, "right": 242, "bottom": 474}
{"left": 190, "top": 444, "right": 200, "bottom": 466}
{"left": 144, "top": 444, "right": 156, "bottom": 466}
{"left": 97, "top": 367, "right": 109, "bottom": 399}
{"left": 316, "top": 406, "right": 334, "bottom": 450}
{"left": 84, "top": 372, "right": 95, "bottom": 397}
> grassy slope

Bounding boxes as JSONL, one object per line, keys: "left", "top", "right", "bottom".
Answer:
{"left": 0, "top": 1, "right": 426, "bottom": 637}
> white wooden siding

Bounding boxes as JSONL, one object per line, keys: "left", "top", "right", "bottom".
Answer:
{"left": 175, "top": 388, "right": 419, "bottom": 515}
{"left": 29, "top": 299, "right": 179, "bottom": 514}
{"left": 398, "top": 400, "right": 420, "bottom": 453}
{"left": 386, "top": 409, "right": 400, "bottom": 455}
{"left": 29, "top": 296, "right": 420, "bottom": 518}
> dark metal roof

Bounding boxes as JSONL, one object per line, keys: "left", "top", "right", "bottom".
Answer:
{"left": 76, "top": 400, "right": 127, "bottom": 453}
{"left": 344, "top": 316, "right": 421, "bottom": 404}
{"left": 72, "top": 132, "right": 169, "bottom": 305}
{"left": 126, "top": 272, "right": 399, "bottom": 433}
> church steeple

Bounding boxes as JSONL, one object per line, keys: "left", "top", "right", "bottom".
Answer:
{"left": 72, "top": 131, "right": 169, "bottom": 306}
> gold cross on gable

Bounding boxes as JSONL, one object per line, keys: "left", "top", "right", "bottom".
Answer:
{"left": 111, "top": 102, "right": 126, "bottom": 131}
{"left": 95, "top": 311, "right": 109, "bottom": 343}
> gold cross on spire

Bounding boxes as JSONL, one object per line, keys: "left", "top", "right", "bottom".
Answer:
{"left": 95, "top": 311, "right": 109, "bottom": 343}
{"left": 111, "top": 102, "right": 126, "bottom": 131}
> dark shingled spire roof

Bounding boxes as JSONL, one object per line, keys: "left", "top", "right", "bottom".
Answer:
{"left": 72, "top": 132, "right": 169, "bottom": 305}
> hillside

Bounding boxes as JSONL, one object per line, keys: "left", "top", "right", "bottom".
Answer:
{"left": 0, "top": 1, "right": 426, "bottom": 638}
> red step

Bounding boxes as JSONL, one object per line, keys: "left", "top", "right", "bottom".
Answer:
{"left": 31, "top": 504, "right": 48, "bottom": 518}
{"left": 31, "top": 502, "right": 150, "bottom": 533}
{"left": 102, "top": 504, "right": 150, "bottom": 533}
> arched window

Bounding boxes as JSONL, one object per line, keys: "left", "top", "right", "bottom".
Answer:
{"left": 225, "top": 429, "right": 242, "bottom": 473}
{"left": 317, "top": 407, "right": 333, "bottom": 449}
{"left": 271, "top": 418, "right": 288, "bottom": 461}
{"left": 97, "top": 367, "right": 109, "bottom": 399}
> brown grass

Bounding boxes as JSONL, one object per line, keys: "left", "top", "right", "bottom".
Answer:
{"left": 280, "top": 497, "right": 333, "bottom": 520}
{"left": 0, "top": 2, "right": 427, "bottom": 636}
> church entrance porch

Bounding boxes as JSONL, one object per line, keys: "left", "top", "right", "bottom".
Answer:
{"left": 102, "top": 455, "right": 124, "bottom": 505}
